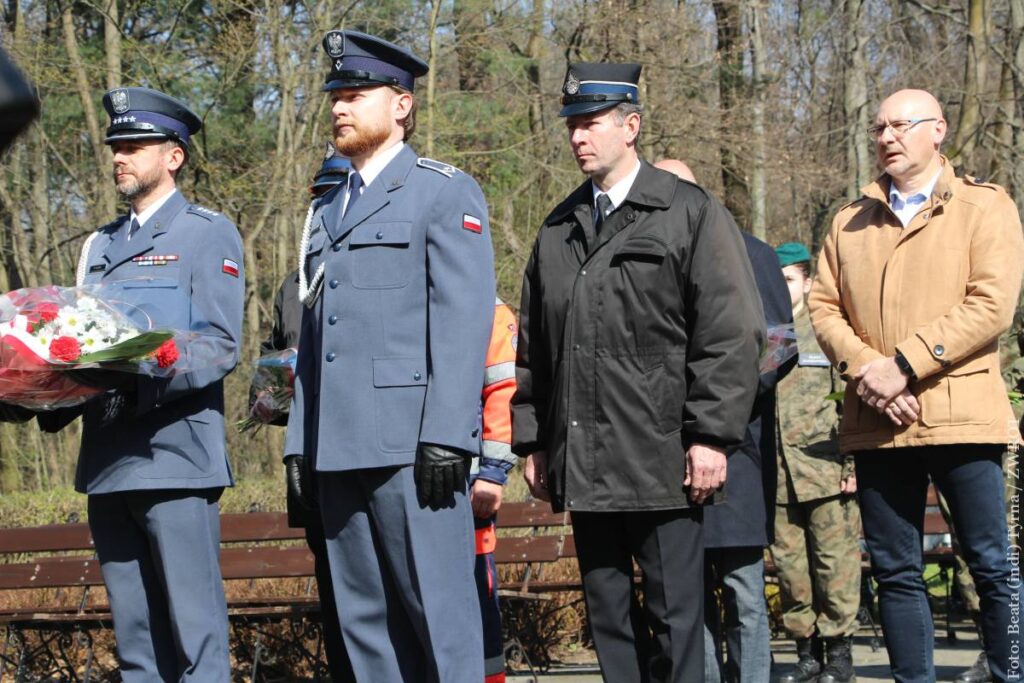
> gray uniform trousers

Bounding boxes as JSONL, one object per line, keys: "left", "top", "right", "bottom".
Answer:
{"left": 318, "top": 465, "right": 483, "bottom": 683}
{"left": 87, "top": 488, "right": 229, "bottom": 682}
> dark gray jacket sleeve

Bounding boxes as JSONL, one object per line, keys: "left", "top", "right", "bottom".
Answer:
{"left": 510, "top": 238, "right": 547, "bottom": 456}
{"left": 681, "top": 198, "right": 765, "bottom": 448}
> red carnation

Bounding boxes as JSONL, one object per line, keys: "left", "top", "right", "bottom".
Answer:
{"left": 50, "top": 336, "right": 82, "bottom": 362}
{"left": 37, "top": 303, "right": 59, "bottom": 323}
{"left": 153, "top": 339, "right": 179, "bottom": 368}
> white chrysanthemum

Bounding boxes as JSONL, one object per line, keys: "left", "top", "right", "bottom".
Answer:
{"left": 80, "top": 331, "right": 102, "bottom": 351}
{"left": 56, "top": 307, "right": 86, "bottom": 336}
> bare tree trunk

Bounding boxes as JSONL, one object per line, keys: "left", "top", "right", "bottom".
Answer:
{"left": 843, "top": 0, "right": 870, "bottom": 199}
{"left": 950, "top": 0, "right": 990, "bottom": 172}
{"left": 425, "top": 0, "right": 444, "bottom": 158}
{"left": 104, "top": 0, "right": 121, "bottom": 90}
{"left": 713, "top": 0, "right": 750, "bottom": 229}
{"left": 1008, "top": 0, "right": 1024, "bottom": 207}
{"left": 453, "top": 0, "right": 489, "bottom": 93}
{"left": 747, "top": 0, "right": 766, "bottom": 240}
{"left": 62, "top": 6, "right": 115, "bottom": 220}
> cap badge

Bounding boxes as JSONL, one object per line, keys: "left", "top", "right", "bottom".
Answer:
{"left": 326, "top": 31, "right": 345, "bottom": 59}
{"left": 111, "top": 89, "right": 130, "bottom": 114}
{"left": 564, "top": 71, "right": 580, "bottom": 95}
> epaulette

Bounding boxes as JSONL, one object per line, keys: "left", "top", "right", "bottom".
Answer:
{"left": 99, "top": 216, "right": 128, "bottom": 235}
{"left": 187, "top": 205, "right": 221, "bottom": 221}
{"left": 416, "top": 157, "right": 459, "bottom": 178}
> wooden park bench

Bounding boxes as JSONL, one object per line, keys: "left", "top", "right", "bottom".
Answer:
{"left": 0, "top": 501, "right": 580, "bottom": 681}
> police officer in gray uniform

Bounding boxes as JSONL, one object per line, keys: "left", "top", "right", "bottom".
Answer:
{"left": 286, "top": 30, "right": 495, "bottom": 682}
{"left": 38, "top": 87, "right": 243, "bottom": 681}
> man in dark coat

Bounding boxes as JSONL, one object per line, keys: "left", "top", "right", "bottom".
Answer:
{"left": 512, "top": 63, "right": 764, "bottom": 683}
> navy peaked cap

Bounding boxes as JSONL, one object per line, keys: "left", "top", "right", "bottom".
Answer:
{"left": 102, "top": 87, "right": 201, "bottom": 146}
{"left": 559, "top": 63, "right": 642, "bottom": 117}
{"left": 321, "top": 30, "right": 428, "bottom": 93}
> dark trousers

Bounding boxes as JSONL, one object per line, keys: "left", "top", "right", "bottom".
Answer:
{"left": 571, "top": 508, "right": 704, "bottom": 683}
{"left": 856, "top": 445, "right": 1019, "bottom": 683}
{"left": 474, "top": 515, "right": 506, "bottom": 682}
{"left": 305, "top": 518, "right": 356, "bottom": 682}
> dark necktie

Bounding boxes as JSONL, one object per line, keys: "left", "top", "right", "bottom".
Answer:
{"left": 129, "top": 217, "right": 141, "bottom": 240}
{"left": 344, "top": 172, "right": 363, "bottom": 217}
{"left": 595, "top": 193, "right": 613, "bottom": 234}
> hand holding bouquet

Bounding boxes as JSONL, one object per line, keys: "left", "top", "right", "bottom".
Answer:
{"left": 0, "top": 285, "right": 199, "bottom": 410}
{"left": 238, "top": 348, "right": 297, "bottom": 433}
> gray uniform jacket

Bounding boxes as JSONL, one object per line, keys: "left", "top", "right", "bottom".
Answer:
{"left": 42, "top": 190, "right": 244, "bottom": 494}
{"left": 285, "top": 145, "right": 496, "bottom": 471}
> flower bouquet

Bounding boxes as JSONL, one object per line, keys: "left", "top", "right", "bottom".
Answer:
{"left": 237, "top": 348, "right": 297, "bottom": 433}
{"left": 0, "top": 285, "right": 184, "bottom": 410}
{"left": 760, "top": 322, "right": 798, "bottom": 375}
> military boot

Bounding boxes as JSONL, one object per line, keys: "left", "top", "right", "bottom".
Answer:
{"left": 953, "top": 650, "right": 991, "bottom": 682}
{"left": 817, "top": 635, "right": 856, "bottom": 683}
{"left": 776, "top": 636, "right": 822, "bottom": 682}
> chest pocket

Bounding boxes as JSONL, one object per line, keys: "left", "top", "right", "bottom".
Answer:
{"left": 612, "top": 236, "right": 667, "bottom": 265}
{"left": 350, "top": 222, "right": 413, "bottom": 289}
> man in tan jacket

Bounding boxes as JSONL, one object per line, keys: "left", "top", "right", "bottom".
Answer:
{"left": 809, "top": 88, "right": 1023, "bottom": 682}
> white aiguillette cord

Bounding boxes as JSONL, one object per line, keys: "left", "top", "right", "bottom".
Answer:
{"left": 76, "top": 231, "right": 102, "bottom": 287}
{"left": 297, "top": 200, "right": 325, "bottom": 308}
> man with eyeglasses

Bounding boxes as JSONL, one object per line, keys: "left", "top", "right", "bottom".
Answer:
{"left": 809, "top": 88, "right": 1023, "bottom": 682}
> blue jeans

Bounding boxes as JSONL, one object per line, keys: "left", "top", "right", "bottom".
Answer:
{"left": 703, "top": 546, "right": 772, "bottom": 683}
{"left": 856, "top": 445, "right": 1019, "bottom": 683}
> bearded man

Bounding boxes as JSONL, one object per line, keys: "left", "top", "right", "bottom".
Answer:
{"left": 285, "top": 30, "right": 495, "bottom": 682}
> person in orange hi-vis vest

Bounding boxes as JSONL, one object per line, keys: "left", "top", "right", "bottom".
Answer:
{"left": 471, "top": 297, "right": 518, "bottom": 683}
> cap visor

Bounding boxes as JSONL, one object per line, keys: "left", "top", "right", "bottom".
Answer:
{"left": 559, "top": 101, "right": 622, "bottom": 118}
{"left": 104, "top": 131, "right": 176, "bottom": 144}
{"left": 322, "top": 78, "right": 390, "bottom": 92}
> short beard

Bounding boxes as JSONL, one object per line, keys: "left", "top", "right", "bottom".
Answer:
{"left": 334, "top": 117, "right": 392, "bottom": 159}
{"left": 115, "top": 168, "right": 161, "bottom": 201}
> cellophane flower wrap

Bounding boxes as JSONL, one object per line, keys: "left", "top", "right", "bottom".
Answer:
{"left": 238, "top": 348, "right": 297, "bottom": 433}
{"left": 0, "top": 285, "right": 225, "bottom": 410}
{"left": 759, "top": 322, "right": 798, "bottom": 375}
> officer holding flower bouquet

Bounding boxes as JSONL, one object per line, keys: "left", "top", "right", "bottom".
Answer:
{"left": 32, "top": 87, "right": 244, "bottom": 681}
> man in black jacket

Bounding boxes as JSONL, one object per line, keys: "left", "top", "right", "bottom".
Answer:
{"left": 512, "top": 63, "right": 764, "bottom": 683}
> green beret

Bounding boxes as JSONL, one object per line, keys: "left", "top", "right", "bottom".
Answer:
{"left": 776, "top": 242, "right": 811, "bottom": 267}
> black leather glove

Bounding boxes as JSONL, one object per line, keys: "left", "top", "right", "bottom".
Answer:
{"left": 68, "top": 367, "right": 137, "bottom": 392}
{"left": 414, "top": 443, "right": 470, "bottom": 508}
{"left": 0, "top": 402, "right": 34, "bottom": 423}
{"left": 285, "top": 454, "right": 316, "bottom": 511}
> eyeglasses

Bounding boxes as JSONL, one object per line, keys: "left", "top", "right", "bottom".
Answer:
{"left": 866, "top": 118, "right": 938, "bottom": 140}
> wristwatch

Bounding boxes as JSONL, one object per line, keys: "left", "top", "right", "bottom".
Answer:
{"left": 894, "top": 350, "right": 917, "bottom": 382}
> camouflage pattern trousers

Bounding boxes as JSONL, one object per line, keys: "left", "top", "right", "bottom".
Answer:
{"left": 770, "top": 494, "right": 862, "bottom": 639}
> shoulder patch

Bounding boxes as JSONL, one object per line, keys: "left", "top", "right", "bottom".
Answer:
{"left": 187, "top": 205, "right": 221, "bottom": 221}
{"left": 416, "top": 157, "right": 459, "bottom": 178}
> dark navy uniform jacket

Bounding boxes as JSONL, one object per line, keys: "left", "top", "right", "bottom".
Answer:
{"left": 44, "top": 190, "right": 245, "bottom": 494}
{"left": 286, "top": 145, "right": 496, "bottom": 471}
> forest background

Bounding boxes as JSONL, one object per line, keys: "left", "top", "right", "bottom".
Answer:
{"left": 1, "top": 0, "right": 1023, "bottom": 496}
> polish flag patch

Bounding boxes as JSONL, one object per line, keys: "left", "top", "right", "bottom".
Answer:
{"left": 222, "top": 258, "right": 240, "bottom": 277}
{"left": 462, "top": 214, "right": 482, "bottom": 233}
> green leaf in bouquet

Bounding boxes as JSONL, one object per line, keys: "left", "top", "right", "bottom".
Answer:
{"left": 77, "top": 330, "right": 174, "bottom": 364}
{"left": 825, "top": 391, "right": 844, "bottom": 402}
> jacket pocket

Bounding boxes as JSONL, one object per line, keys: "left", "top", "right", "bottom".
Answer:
{"left": 372, "top": 356, "right": 428, "bottom": 453}
{"left": 613, "top": 236, "right": 667, "bottom": 263}
{"left": 640, "top": 360, "right": 684, "bottom": 436}
{"left": 143, "top": 416, "right": 212, "bottom": 479}
{"left": 350, "top": 222, "right": 413, "bottom": 289}
{"left": 920, "top": 358, "right": 994, "bottom": 427}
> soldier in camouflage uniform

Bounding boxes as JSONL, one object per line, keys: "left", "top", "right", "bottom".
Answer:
{"left": 945, "top": 301, "right": 1024, "bottom": 683}
{"left": 770, "top": 243, "right": 862, "bottom": 683}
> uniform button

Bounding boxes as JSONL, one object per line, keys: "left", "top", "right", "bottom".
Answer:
{"left": 326, "top": 352, "right": 336, "bottom": 362}
{"left": 413, "top": 371, "right": 422, "bottom": 380}
{"left": 581, "top": 270, "right": 587, "bottom": 276}
{"left": 568, "top": 500, "right": 574, "bottom": 508}
{"left": 571, "top": 420, "right": 578, "bottom": 427}
{"left": 329, "top": 279, "right": 339, "bottom": 289}
{"left": 376, "top": 231, "right": 384, "bottom": 240}
{"left": 328, "top": 315, "right": 338, "bottom": 325}
{"left": 471, "top": 428, "right": 479, "bottom": 437}
{"left": 572, "top": 344, "right": 580, "bottom": 350}
{"left": 934, "top": 344, "right": 945, "bottom": 357}
{"left": 332, "top": 243, "right": 342, "bottom": 252}
{"left": 838, "top": 361, "right": 848, "bottom": 373}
